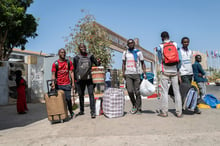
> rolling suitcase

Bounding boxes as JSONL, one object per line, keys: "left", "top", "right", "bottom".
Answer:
{"left": 44, "top": 80, "right": 68, "bottom": 123}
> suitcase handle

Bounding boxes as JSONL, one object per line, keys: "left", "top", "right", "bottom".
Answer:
{"left": 47, "top": 80, "right": 58, "bottom": 97}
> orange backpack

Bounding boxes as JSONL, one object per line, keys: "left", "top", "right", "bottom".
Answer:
{"left": 163, "top": 42, "right": 179, "bottom": 66}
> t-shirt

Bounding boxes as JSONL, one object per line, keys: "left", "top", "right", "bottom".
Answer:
{"left": 51, "top": 59, "right": 74, "bottom": 85}
{"left": 105, "top": 72, "right": 111, "bottom": 81}
{"left": 179, "top": 48, "right": 193, "bottom": 76}
{"left": 122, "top": 49, "right": 144, "bottom": 74}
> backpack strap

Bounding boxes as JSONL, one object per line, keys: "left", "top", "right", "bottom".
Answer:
{"left": 55, "top": 60, "right": 59, "bottom": 78}
{"left": 67, "top": 59, "right": 70, "bottom": 70}
{"left": 55, "top": 59, "right": 70, "bottom": 78}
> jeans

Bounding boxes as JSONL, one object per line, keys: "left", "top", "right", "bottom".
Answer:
{"left": 76, "top": 79, "right": 95, "bottom": 114}
{"left": 161, "top": 74, "right": 182, "bottom": 114}
{"left": 57, "top": 84, "right": 73, "bottom": 115}
{"left": 197, "top": 82, "right": 206, "bottom": 99}
{"left": 125, "top": 74, "right": 141, "bottom": 110}
{"left": 105, "top": 81, "right": 111, "bottom": 89}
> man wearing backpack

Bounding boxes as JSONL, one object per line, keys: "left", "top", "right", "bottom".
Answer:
{"left": 156, "top": 31, "right": 182, "bottom": 118}
{"left": 51, "top": 48, "right": 75, "bottom": 119}
{"left": 122, "top": 39, "right": 146, "bottom": 115}
{"left": 73, "top": 43, "right": 101, "bottom": 119}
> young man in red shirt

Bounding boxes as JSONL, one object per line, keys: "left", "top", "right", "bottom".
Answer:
{"left": 51, "top": 48, "right": 75, "bottom": 119}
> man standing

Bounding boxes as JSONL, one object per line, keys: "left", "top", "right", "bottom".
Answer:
{"left": 73, "top": 43, "right": 100, "bottom": 119}
{"left": 192, "top": 55, "right": 207, "bottom": 101}
{"left": 51, "top": 48, "right": 75, "bottom": 119}
{"left": 105, "top": 69, "right": 111, "bottom": 89}
{"left": 179, "top": 37, "right": 193, "bottom": 84}
{"left": 122, "top": 39, "right": 146, "bottom": 114}
{"left": 156, "top": 31, "right": 182, "bottom": 118}
{"left": 179, "top": 37, "right": 201, "bottom": 114}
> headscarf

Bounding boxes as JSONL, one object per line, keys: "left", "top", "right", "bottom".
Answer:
{"left": 128, "top": 48, "right": 139, "bottom": 62}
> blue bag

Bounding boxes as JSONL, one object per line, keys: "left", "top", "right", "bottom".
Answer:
{"left": 203, "top": 94, "right": 220, "bottom": 108}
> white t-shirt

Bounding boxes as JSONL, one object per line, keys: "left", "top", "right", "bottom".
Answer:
{"left": 179, "top": 48, "right": 193, "bottom": 76}
{"left": 122, "top": 49, "right": 144, "bottom": 74}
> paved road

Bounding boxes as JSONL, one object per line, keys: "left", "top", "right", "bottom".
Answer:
{"left": 0, "top": 85, "right": 219, "bottom": 146}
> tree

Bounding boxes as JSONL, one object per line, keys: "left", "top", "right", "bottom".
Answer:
{"left": 0, "top": 0, "right": 38, "bottom": 61}
{"left": 65, "top": 10, "right": 112, "bottom": 69}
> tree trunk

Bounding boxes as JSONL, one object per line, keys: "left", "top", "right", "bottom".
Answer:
{"left": 4, "top": 47, "right": 13, "bottom": 61}
{"left": 0, "top": 30, "right": 8, "bottom": 61}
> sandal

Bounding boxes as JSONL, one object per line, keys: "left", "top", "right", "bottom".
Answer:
{"left": 158, "top": 112, "right": 168, "bottom": 117}
{"left": 176, "top": 113, "right": 183, "bottom": 118}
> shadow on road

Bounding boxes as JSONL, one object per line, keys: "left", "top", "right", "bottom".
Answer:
{"left": 0, "top": 103, "right": 48, "bottom": 130}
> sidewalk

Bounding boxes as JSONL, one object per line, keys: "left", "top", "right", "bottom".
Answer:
{"left": 0, "top": 97, "right": 220, "bottom": 146}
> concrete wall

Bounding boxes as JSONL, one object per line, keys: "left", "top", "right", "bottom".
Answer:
{"left": 43, "top": 56, "right": 59, "bottom": 93}
{"left": 28, "top": 56, "right": 45, "bottom": 102}
{"left": 0, "top": 62, "right": 9, "bottom": 105}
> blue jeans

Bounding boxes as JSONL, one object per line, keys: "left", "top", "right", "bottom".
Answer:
{"left": 57, "top": 84, "right": 73, "bottom": 115}
{"left": 105, "top": 81, "right": 111, "bottom": 88}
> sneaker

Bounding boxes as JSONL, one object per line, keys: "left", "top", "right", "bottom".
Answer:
{"left": 176, "top": 113, "right": 183, "bottom": 118}
{"left": 91, "top": 113, "right": 96, "bottom": 119}
{"left": 158, "top": 111, "right": 168, "bottom": 117}
{"left": 130, "top": 107, "right": 137, "bottom": 114}
{"left": 78, "top": 111, "right": 84, "bottom": 115}
{"left": 136, "top": 110, "right": 142, "bottom": 115}
{"left": 70, "top": 112, "right": 75, "bottom": 119}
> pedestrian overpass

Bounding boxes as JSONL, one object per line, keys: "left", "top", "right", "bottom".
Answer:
{"left": 95, "top": 22, "right": 156, "bottom": 72}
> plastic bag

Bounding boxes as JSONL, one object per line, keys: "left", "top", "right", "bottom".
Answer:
{"left": 140, "top": 79, "right": 155, "bottom": 96}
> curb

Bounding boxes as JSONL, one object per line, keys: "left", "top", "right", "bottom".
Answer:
{"left": 75, "top": 93, "right": 159, "bottom": 103}
{"left": 207, "top": 82, "right": 215, "bottom": 85}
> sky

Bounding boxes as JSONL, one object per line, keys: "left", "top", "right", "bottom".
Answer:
{"left": 26, "top": 0, "right": 220, "bottom": 68}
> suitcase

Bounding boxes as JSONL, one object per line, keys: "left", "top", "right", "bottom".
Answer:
{"left": 103, "top": 88, "right": 125, "bottom": 118}
{"left": 45, "top": 80, "right": 68, "bottom": 123}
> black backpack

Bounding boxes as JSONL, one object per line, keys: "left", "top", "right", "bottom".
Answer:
{"left": 75, "top": 54, "right": 92, "bottom": 80}
{"left": 179, "top": 83, "right": 198, "bottom": 114}
{"left": 169, "top": 83, "right": 198, "bottom": 114}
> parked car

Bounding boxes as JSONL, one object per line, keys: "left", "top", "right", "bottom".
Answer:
{"left": 215, "top": 79, "right": 220, "bottom": 86}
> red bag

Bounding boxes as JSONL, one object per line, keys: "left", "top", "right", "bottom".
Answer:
{"left": 163, "top": 42, "right": 179, "bottom": 65}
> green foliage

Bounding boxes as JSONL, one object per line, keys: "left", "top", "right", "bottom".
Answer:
{"left": 207, "top": 71, "right": 220, "bottom": 82}
{"left": 0, "top": 0, "right": 38, "bottom": 61}
{"left": 65, "top": 10, "right": 112, "bottom": 69}
{"left": 212, "top": 71, "right": 220, "bottom": 80}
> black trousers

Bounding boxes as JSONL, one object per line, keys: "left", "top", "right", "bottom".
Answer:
{"left": 76, "top": 79, "right": 95, "bottom": 114}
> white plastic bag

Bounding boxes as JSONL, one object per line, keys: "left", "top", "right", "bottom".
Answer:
{"left": 140, "top": 79, "right": 156, "bottom": 96}
{"left": 95, "top": 98, "right": 102, "bottom": 116}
